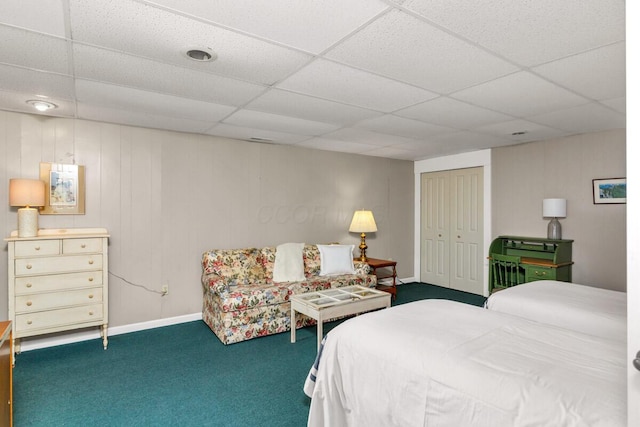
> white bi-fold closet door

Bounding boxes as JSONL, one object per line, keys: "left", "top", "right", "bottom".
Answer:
{"left": 420, "top": 167, "right": 484, "bottom": 295}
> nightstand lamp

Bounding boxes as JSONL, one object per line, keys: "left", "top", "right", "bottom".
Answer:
{"left": 349, "top": 210, "right": 377, "bottom": 262}
{"left": 543, "top": 198, "right": 566, "bottom": 240}
{"left": 9, "top": 178, "right": 45, "bottom": 237}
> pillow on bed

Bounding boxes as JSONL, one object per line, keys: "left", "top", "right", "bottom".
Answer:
{"left": 273, "top": 243, "right": 306, "bottom": 282}
{"left": 317, "top": 244, "right": 355, "bottom": 276}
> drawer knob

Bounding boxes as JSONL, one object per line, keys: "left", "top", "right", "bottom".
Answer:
{"left": 89, "top": 311, "right": 94, "bottom": 316}
{"left": 26, "top": 264, "right": 32, "bottom": 269}
{"left": 88, "top": 277, "right": 94, "bottom": 282}
{"left": 88, "top": 260, "right": 94, "bottom": 265}
{"left": 26, "top": 283, "right": 33, "bottom": 288}
{"left": 81, "top": 244, "right": 86, "bottom": 248}
{"left": 88, "top": 294, "right": 94, "bottom": 299}
{"left": 27, "top": 320, "right": 32, "bottom": 325}
{"left": 35, "top": 246, "right": 40, "bottom": 251}
{"left": 26, "top": 301, "right": 32, "bottom": 306}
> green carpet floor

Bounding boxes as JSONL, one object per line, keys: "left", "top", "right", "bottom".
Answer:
{"left": 13, "top": 283, "right": 485, "bottom": 426}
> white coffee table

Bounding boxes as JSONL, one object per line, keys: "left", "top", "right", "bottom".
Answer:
{"left": 290, "top": 285, "right": 391, "bottom": 350}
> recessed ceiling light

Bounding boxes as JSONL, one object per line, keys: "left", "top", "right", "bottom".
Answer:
{"left": 26, "top": 100, "right": 57, "bottom": 112}
{"left": 184, "top": 47, "right": 216, "bottom": 62}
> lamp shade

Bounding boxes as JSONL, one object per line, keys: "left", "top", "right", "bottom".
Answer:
{"left": 9, "top": 179, "right": 45, "bottom": 207}
{"left": 349, "top": 210, "right": 378, "bottom": 233}
{"left": 542, "top": 198, "right": 567, "bottom": 218}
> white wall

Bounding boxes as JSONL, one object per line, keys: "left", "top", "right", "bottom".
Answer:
{"left": 0, "top": 111, "right": 415, "bottom": 327}
{"left": 491, "top": 130, "right": 626, "bottom": 291}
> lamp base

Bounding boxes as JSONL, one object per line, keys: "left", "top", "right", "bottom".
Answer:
{"left": 18, "top": 207, "right": 39, "bottom": 237}
{"left": 358, "top": 232, "right": 368, "bottom": 262}
{"left": 547, "top": 217, "right": 562, "bottom": 240}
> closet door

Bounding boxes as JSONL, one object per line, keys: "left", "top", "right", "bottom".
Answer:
{"left": 449, "top": 167, "right": 483, "bottom": 294}
{"left": 420, "top": 167, "right": 484, "bottom": 294}
{"left": 420, "top": 171, "right": 449, "bottom": 287}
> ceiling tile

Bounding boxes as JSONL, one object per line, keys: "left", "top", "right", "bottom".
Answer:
{"left": 296, "top": 137, "right": 380, "bottom": 155}
{"left": 278, "top": 59, "right": 437, "bottom": 112}
{"left": 223, "top": 109, "right": 340, "bottom": 135}
{"left": 355, "top": 115, "right": 455, "bottom": 139}
{"left": 528, "top": 103, "right": 626, "bottom": 133}
{"left": 0, "top": 26, "right": 69, "bottom": 74}
{"left": 321, "top": 128, "right": 419, "bottom": 147}
{"left": 326, "top": 9, "right": 518, "bottom": 93}
{"left": 533, "top": 42, "right": 625, "bottom": 101}
{"left": 399, "top": 0, "right": 625, "bottom": 66}
{"left": 69, "top": 0, "right": 311, "bottom": 85}
{"left": 0, "top": 64, "right": 74, "bottom": 100}
{"left": 75, "top": 80, "right": 236, "bottom": 122}
{"left": 360, "top": 145, "right": 417, "bottom": 160}
{"left": 472, "top": 119, "right": 569, "bottom": 143}
{"left": 601, "top": 97, "right": 625, "bottom": 114}
{"left": 146, "top": 0, "right": 391, "bottom": 54}
{"left": 77, "top": 103, "right": 214, "bottom": 134}
{"left": 0, "top": 0, "right": 67, "bottom": 37}
{"left": 246, "top": 89, "right": 382, "bottom": 125}
{"left": 73, "top": 45, "right": 266, "bottom": 106}
{"left": 396, "top": 97, "right": 513, "bottom": 129}
{"left": 451, "top": 71, "right": 589, "bottom": 117}
{"left": 206, "top": 123, "right": 310, "bottom": 145}
{"left": 0, "top": 90, "right": 75, "bottom": 117}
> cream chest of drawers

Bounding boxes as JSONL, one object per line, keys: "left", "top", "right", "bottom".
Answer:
{"left": 6, "top": 228, "right": 109, "bottom": 360}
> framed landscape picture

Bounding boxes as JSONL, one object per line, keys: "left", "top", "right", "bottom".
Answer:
{"left": 592, "top": 178, "right": 626, "bottom": 204}
{"left": 39, "top": 162, "right": 86, "bottom": 214}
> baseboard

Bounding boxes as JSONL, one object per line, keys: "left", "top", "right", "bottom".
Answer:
{"left": 18, "top": 312, "right": 203, "bottom": 353}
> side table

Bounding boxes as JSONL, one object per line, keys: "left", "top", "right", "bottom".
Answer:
{"left": 362, "top": 258, "right": 397, "bottom": 300}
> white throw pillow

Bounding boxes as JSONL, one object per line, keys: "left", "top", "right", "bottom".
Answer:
{"left": 272, "top": 243, "right": 306, "bottom": 282}
{"left": 317, "top": 244, "right": 356, "bottom": 276}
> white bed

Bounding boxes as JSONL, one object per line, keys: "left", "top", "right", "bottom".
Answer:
{"left": 485, "top": 280, "right": 626, "bottom": 342}
{"left": 305, "top": 299, "right": 625, "bottom": 427}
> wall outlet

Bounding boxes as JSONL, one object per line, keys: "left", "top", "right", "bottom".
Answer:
{"left": 161, "top": 285, "right": 169, "bottom": 296}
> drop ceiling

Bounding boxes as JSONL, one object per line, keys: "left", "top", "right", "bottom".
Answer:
{"left": 0, "top": 0, "right": 626, "bottom": 161}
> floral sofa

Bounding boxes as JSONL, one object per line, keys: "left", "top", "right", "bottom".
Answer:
{"left": 201, "top": 244, "right": 377, "bottom": 344}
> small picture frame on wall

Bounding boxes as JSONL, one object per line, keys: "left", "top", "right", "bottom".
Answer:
{"left": 592, "top": 177, "right": 626, "bottom": 204}
{"left": 39, "top": 162, "right": 86, "bottom": 214}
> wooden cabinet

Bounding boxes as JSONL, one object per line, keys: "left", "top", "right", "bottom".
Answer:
{"left": 489, "top": 236, "right": 573, "bottom": 292}
{"left": 6, "top": 228, "right": 109, "bottom": 362}
{"left": 0, "top": 321, "right": 12, "bottom": 426}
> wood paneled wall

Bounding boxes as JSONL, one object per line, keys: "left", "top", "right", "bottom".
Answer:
{"left": 0, "top": 111, "right": 414, "bottom": 326}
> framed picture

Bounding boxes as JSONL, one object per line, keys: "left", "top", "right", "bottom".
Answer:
{"left": 592, "top": 178, "right": 626, "bottom": 204}
{"left": 39, "top": 162, "right": 86, "bottom": 214}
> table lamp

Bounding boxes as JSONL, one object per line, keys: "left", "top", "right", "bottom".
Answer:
{"left": 10, "top": 178, "right": 45, "bottom": 237}
{"left": 349, "top": 210, "right": 377, "bottom": 262}
{"left": 542, "top": 198, "right": 566, "bottom": 240}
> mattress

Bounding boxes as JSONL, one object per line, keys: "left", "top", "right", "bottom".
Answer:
{"left": 305, "top": 299, "right": 625, "bottom": 427}
{"left": 485, "top": 280, "right": 626, "bottom": 342}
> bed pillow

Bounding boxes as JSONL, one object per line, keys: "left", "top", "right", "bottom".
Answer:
{"left": 317, "top": 244, "right": 356, "bottom": 276}
{"left": 272, "top": 243, "right": 306, "bottom": 282}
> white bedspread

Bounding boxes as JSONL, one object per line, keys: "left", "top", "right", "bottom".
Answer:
{"left": 306, "top": 299, "right": 625, "bottom": 427}
{"left": 485, "top": 280, "right": 626, "bottom": 342}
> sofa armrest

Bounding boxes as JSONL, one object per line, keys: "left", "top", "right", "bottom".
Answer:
{"left": 353, "top": 261, "right": 371, "bottom": 276}
{"left": 202, "top": 273, "right": 229, "bottom": 295}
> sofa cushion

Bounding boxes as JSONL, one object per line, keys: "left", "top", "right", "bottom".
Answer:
{"left": 302, "top": 244, "right": 321, "bottom": 277}
{"left": 202, "top": 248, "right": 264, "bottom": 283}
{"left": 317, "top": 244, "right": 356, "bottom": 276}
{"left": 217, "top": 281, "right": 291, "bottom": 312}
{"left": 287, "top": 273, "right": 375, "bottom": 295}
